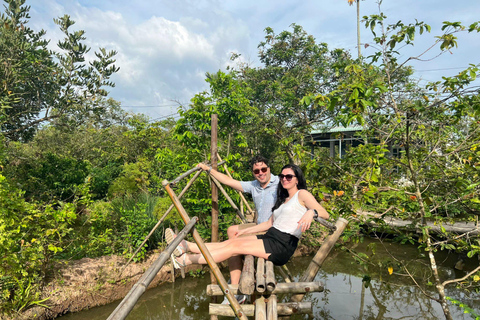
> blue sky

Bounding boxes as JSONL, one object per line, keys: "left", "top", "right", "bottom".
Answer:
{"left": 20, "top": 0, "right": 480, "bottom": 120}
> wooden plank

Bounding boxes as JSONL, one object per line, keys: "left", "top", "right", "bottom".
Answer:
{"left": 256, "top": 258, "right": 266, "bottom": 293}
{"left": 255, "top": 296, "right": 266, "bottom": 320}
{"left": 238, "top": 255, "right": 255, "bottom": 295}
{"left": 209, "top": 302, "right": 312, "bottom": 317}
{"left": 266, "top": 295, "right": 278, "bottom": 320}
{"left": 207, "top": 282, "right": 324, "bottom": 296}
{"left": 265, "top": 261, "right": 276, "bottom": 292}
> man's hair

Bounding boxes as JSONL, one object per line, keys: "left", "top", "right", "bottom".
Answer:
{"left": 250, "top": 155, "right": 269, "bottom": 168}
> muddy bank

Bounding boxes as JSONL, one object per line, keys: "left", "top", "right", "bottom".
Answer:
{"left": 6, "top": 250, "right": 188, "bottom": 320}
{"left": 7, "top": 242, "right": 320, "bottom": 320}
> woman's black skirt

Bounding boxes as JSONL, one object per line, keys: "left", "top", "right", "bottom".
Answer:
{"left": 257, "top": 227, "right": 299, "bottom": 266}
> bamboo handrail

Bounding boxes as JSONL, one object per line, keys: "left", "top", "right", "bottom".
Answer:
{"left": 314, "top": 216, "right": 337, "bottom": 231}
{"left": 170, "top": 161, "right": 225, "bottom": 185}
{"left": 107, "top": 217, "right": 198, "bottom": 320}
{"left": 216, "top": 153, "right": 255, "bottom": 218}
{"left": 210, "top": 175, "right": 247, "bottom": 223}
{"left": 119, "top": 169, "right": 203, "bottom": 276}
{"left": 163, "top": 180, "right": 248, "bottom": 320}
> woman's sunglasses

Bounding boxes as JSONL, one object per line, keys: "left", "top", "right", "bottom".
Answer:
{"left": 279, "top": 174, "right": 296, "bottom": 181}
{"left": 253, "top": 167, "right": 268, "bottom": 175}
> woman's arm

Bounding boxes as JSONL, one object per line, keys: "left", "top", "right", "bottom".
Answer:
{"left": 297, "top": 189, "right": 329, "bottom": 232}
{"left": 235, "top": 216, "right": 274, "bottom": 237}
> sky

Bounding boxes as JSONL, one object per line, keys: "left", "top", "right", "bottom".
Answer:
{"left": 20, "top": 0, "right": 480, "bottom": 121}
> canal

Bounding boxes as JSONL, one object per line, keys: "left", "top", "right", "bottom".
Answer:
{"left": 60, "top": 238, "right": 480, "bottom": 319}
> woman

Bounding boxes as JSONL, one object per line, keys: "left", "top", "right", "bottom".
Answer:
{"left": 168, "top": 164, "right": 329, "bottom": 271}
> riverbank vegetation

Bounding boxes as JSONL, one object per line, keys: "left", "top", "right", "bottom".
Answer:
{"left": 1, "top": 0, "right": 479, "bottom": 319}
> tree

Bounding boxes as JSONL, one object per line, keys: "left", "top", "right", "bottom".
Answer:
{"left": 321, "top": 11, "right": 480, "bottom": 319}
{"left": 0, "top": 0, "right": 119, "bottom": 141}
{"left": 347, "top": 0, "right": 362, "bottom": 58}
{"left": 235, "top": 24, "right": 356, "bottom": 163}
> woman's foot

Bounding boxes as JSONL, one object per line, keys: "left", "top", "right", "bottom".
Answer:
{"left": 171, "top": 253, "right": 188, "bottom": 269}
{"left": 165, "top": 228, "right": 188, "bottom": 257}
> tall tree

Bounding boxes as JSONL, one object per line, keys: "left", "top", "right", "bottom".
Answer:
{"left": 348, "top": 0, "right": 362, "bottom": 58}
{"left": 0, "top": 0, "right": 119, "bottom": 141}
{"left": 323, "top": 11, "right": 480, "bottom": 319}
{"left": 236, "top": 24, "right": 355, "bottom": 163}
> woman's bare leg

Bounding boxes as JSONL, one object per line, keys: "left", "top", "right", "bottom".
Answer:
{"left": 179, "top": 237, "right": 269, "bottom": 266}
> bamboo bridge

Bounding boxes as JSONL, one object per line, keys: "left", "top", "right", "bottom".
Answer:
{"left": 106, "top": 158, "right": 348, "bottom": 320}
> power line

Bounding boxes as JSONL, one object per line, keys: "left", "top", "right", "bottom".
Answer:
{"left": 122, "top": 104, "right": 179, "bottom": 108}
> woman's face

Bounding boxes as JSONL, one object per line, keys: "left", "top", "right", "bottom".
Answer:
{"left": 279, "top": 168, "right": 297, "bottom": 190}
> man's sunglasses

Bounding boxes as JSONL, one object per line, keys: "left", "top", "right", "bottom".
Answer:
{"left": 279, "top": 174, "right": 296, "bottom": 181}
{"left": 253, "top": 167, "right": 268, "bottom": 175}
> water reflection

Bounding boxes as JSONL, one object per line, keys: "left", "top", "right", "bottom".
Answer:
{"left": 60, "top": 239, "right": 479, "bottom": 320}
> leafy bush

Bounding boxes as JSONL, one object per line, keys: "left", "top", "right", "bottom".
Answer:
{"left": 0, "top": 173, "right": 76, "bottom": 314}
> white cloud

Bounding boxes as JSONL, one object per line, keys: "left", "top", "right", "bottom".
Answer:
{"left": 13, "top": 0, "right": 480, "bottom": 118}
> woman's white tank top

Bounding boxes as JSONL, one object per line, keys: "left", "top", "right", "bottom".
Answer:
{"left": 272, "top": 190, "right": 307, "bottom": 239}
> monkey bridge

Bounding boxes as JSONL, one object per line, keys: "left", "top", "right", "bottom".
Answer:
{"left": 106, "top": 158, "right": 348, "bottom": 320}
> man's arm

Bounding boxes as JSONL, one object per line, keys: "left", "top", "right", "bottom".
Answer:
{"left": 197, "top": 163, "right": 244, "bottom": 192}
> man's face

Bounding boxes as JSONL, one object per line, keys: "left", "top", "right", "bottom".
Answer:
{"left": 252, "top": 162, "right": 271, "bottom": 186}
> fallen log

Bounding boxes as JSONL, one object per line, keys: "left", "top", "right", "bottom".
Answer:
{"left": 357, "top": 211, "right": 480, "bottom": 236}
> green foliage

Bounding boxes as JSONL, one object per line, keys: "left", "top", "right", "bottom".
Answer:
{"left": 112, "top": 194, "right": 161, "bottom": 261}
{"left": 0, "top": 0, "right": 119, "bottom": 141}
{"left": 0, "top": 173, "right": 76, "bottom": 313}
{"left": 446, "top": 297, "right": 480, "bottom": 320}
{"left": 108, "top": 161, "right": 150, "bottom": 198}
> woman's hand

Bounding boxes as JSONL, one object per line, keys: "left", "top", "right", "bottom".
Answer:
{"left": 297, "top": 209, "right": 315, "bottom": 232}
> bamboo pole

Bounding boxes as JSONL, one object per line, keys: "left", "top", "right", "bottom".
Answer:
{"left": 256, "top": 258, "right": 266, "bottom": 293}
{"left": 210, "top": 176, "right": 247, "bottom": 223}
{"left": 266, "top": 295, "right": 278, "bottom": 320}
{"left": 314, "top": 216, "right": 337, "bottom": 231}
{"left": 290, "top": 217, "right": 349, "bottom": 302}
{"left": 216, "top": 153, "right": 255, "bottom": 218}
{"left": 169, "top": 160, "right": 225, "bottom": 185}
{"left": 119, "top": 170, "right": 203, "bottom": 276}
{"left": 207, "top": 282, "right": 324, "bottom": 296}
{"left": 275, "top": 265, "right": 293, "bottom": 283}
{"left": 238, "top": 254, "right": 255, "bottom": 295}
{"left": 210, "top": 115, "right": 219, "bottom": 317}
{"left": 107, "top": 218, "right": 198, "bottom": 320}
{"left": 255, "top": 296, "right": 267, "bottom": 320}
{"left": 265, "top": 261, "right": 276, "bottom": 292}
{"left": 163, "top": 181, "right": 248, "bottom": 320}
{"left": 209, "top": 302, "right": 311, "bottom": 317}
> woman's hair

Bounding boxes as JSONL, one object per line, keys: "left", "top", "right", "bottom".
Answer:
{"left": 271, "top": 164, "right": 307, "bottom": 212}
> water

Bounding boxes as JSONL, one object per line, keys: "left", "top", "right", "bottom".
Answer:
{"left": 60, "top": 238, "right": 480, "bottom": 319}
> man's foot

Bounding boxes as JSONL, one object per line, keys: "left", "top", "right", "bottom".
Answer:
{"left": 165, "top": 228, "right": 187, "bottom": 257}
{"left": 221, "top": 294, "right": 247, "bottom": 305}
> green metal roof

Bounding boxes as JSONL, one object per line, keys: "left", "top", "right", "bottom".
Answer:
{"left": 310, "top": 125, "right": 364, "bottom": 134}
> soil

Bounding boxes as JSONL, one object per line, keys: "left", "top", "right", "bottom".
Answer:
{"left": 5, "top": 242, "right": 322, "bottom": 320}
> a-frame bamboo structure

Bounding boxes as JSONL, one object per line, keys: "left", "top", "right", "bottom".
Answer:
{"left": 107, "top": 105, "right": 347, "bottom": 320}
{"left": 106, "top": 158, "right": 348, "bottom": 320}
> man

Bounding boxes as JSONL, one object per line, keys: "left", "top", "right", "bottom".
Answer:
{"left": 197, "top": 155, "right": 279, "bottom": 303}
